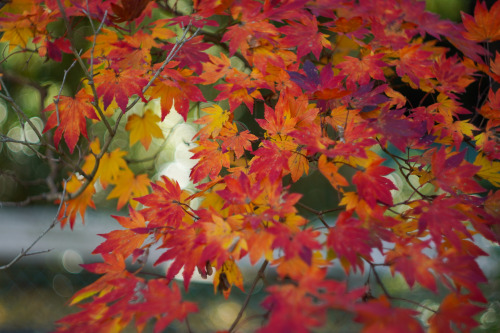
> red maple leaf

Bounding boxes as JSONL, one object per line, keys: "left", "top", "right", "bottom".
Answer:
{"left": 43, "top": 90, "right": 98, "bottom": 153}
{"left": 130, "top": 280, "right": 198, "bottom": 333}
{"left": 337, "top": 53, "right": 387, "bottom": 89}
{"left": 249, "top": 140, "right": 291, "bottom": 182}
{"left": 148, "top": 63, "right": 206, "bottom": 120}
{"left": 95, "top": 68, "right": 148, "bottom": 112}
{"left": 431, "top": 148, "right": 484, "bottom": 194}
{"left": 385, "top": 239, "right": 438, "bottom": 292}
{"left": 134, "top": 176, "right": 189, "bottom": 229}
{"left": 352, "top": 159, "right": 397, "bottom": 208}
{"left": 327, "top": 211, "right": 382, "bottom": 273}
{"left": 355, "top": 296, "right": 424, "bottom": 333}
{"left": 279, "top": 15, "right": 331, "bottom": 60}
{"left": 161, "top": 35, "right": 210, "bottom": 75}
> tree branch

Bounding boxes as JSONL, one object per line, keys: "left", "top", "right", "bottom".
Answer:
{"left": 228, "top": 260, "right": 268, "bottom": 333}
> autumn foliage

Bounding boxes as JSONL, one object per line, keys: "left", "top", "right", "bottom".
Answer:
{"left": 1, "top": 0, "right": 500, "bottom": 332}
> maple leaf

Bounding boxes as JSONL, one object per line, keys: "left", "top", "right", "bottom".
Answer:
{"left": 214, "top": 71, "right": 265, "bottom": 113}
{"left": 193, "top": 104, "right": 232, "bottom": 140}
{"left": 258, "top": 279, "right": 327, "bottom": 333}
{"left": 412, "top": 195, "right": 474, "bottom": 249}
{"left": 58, "top": 174, "right": 96, "bottom": 229}
{"left": 259, "top": 269, "right": 366, "bottom": 333}
{"left": 371, "top": 108, "right": 426, "bottom": 152}
{"left": 70, "top": 253, "right": 128, "bottom": 305}
{"left": 436, "top": 252, "right": 488, "bottom": 302}
{"left": 221, "top": 15, "right": 279, "bottom": 56}
{"left": 327, "top": 211, "right": 382, "bottom": 273}
{"left": 148, "top": 64, "right": 206, "bottom": 120}
{"left": 256, "top": 95, "right": 298, "bottom": 137}
{"left": 135, "top": 176, "right": 190, "bottom": 229}
{"left": 352, "top": 159, "right": 397, "bottom": 208}
{"left": 199, "top": 52, "right": 233, "bottom": 84}
{"left": 93, "top": 206, "right": 149, "bottom": 258}
{"left": 220, "top": 122, "right": 258, "bottom": 159}
{"left": 97, "top": 148, "right": 128, "bottom": 189}
{"left": 213, "top": 259, "right": 244, "bottom": 299}
{"left": 269, "top": 224, "right": 321, "bottom": 272}
{"left": 461, "top": 0, "right": 500, "bottom": 42}
{"left": 428, "top": 294, "right": 484, "bottom": 333}
{"left": 106, "top": 170, "right": 150, "bottom": 210}
{"left": 110, "top": 0, "right": 154, "bottom": 24}
{"left": 95, "top": 68, "right": 148, "bottom": 113}
{"left": 125, "top": 109, "right": 164, "bottom": 149}
{"left": 279, "top": 15, "right": 331, "bottom": 60}
{"left": 288, "top": 148, "right": 309, "bottom": 182}
{"left": 161, "top": 35, "right": 211, "bottom": 75}
{"left": 288, "top": 60, "right": 349, "bottom": 107}
{"left": 190, "top": 139, "right": 231, "bottom": 184}
{"left": 130, "top": 280, "right": 198, "bottom": 333}
{"left": 385, "top": 240, "right": 438, "bottom": 292}
{"left": 0, "top": 8, "right": 41, "bottom": 51}
{"left": 355, "top": 295, "right": 424, "bottom": 333}
{"left": 154, "top": 227, "right": 203, "bottom": 290}
{"left": 337, "top": 53, "right": 387, "bottom": 88}
{"left": 246, "top": 230, "right": 275, "bottom": 264}
{"left": 474, "top": 153, "right": 500, "bottom": 187}
{"left": 431, "top": 148, "right": 484, "bottom": 195}
{"left": 43, "top": 90, "right": 98, "bottom": 153}
{"left": 249, "top": 140, "right": 291, "bottom": 183}
{"left": 318, "top": 154, "right": 349, "bottom": 191}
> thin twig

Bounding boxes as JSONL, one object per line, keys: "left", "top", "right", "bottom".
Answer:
{"left": 54, "top": 55, "right": 80, "bottom": 126}
{"left": 228, "top": 260, "right": 268, "bottom": 333}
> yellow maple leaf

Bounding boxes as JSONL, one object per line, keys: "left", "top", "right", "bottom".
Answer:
{"left": 194, "top": 104, "right": 231, "bottom": 139}
{"left": 213, "top": 259, "right": 244, "bottom": 299}
{"left": 0, "top": 17, "right": 35, "bottom": 51}
{"left": 339, "top": 191, "right": 359, "bottom": 211}
{"left": 474, "top": 153, "right": 500, "bottom": 187}
{"left": 106, "top": 170, "right": 150, "bottom": 210}
{"left": 125, "top": 109, "right": 164, "bottom": 150}
{"left": 98, "top": 148, "right": 129, "bottom": 189}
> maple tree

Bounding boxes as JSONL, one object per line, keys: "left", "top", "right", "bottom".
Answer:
{"left": 0, "top": 0, "right": 499, "bottom": 332}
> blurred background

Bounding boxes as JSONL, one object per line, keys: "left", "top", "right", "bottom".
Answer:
{"left": 1, "top": 0, "right": 500, "bottom": 332}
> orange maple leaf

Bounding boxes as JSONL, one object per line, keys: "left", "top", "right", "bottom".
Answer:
{"left": 93, "top": 206, "right": 149, "bottom": 258}
{"left": 219, "top": 122, "right": 258, "bottom": 159}
{"left": 43, "top": 90, "right": 98, "bottom": 153}
{"left": 199, "top": 52, "right": 233, "bottom": 84}
{"left": 462, "top": 0, "right": 500, "bottom": 42}
{"left": 318, "top": 154, "right": 348, "bottom": 190}
{"left": 125, "top": 109, "right": 164, "bottom": 149}
{"left": 58, "top": 174, "right": 96, "bottom": 229}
